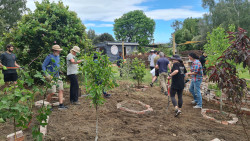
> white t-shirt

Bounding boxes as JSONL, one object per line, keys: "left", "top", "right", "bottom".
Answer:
{"left": 67, "top": 53, "right": 78, "bottom": 75}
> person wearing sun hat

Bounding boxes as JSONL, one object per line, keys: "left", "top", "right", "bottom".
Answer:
{"left": 42, "top": 44, "right": 68, "bottom": 110}
{"left": 67, "top": 46, "right": 82, "bottom": 105}
{"left": 167, "top": 55, "right": 187, "bottom": 117}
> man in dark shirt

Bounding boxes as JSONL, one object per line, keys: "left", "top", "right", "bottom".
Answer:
{"left": 0, "top": 44, "right": 20, "bottom": 88}
{"left": 155, "top": 52, "right": 171, "bottom": 95}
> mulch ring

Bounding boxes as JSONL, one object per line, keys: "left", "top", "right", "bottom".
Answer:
{"left": 201, "top": 109, "right": 238, "bottom": 125}
{"left": 117, "top": 100, "right": 153, "bottom": 114}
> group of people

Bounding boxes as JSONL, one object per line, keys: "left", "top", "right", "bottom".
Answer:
{"left": 148, "top": 50, "right": 205, "bottom": 117}
{"left": 0, "top": 44, "right": 83, "bottom": 110}
{"left": 0, "top": 44, "right": 112, "bottom": 110}
{"left": 0, "top": 44, "right": 205, "bottom": 114}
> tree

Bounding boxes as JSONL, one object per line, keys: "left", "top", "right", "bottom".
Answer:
{"left": 204, "top": 26, "right": 232, "bottom": 67}
{"left": 83, "top": 52, "right": 117, "bottom": 141}
{"left": 201, "top": 0, "right": 250, "bottom": 36}
{"left": 93, "top": 33, "right": 115, "bottom": 44}
{"left": 87, "top": 29, "right": 97, "bottom": 40}
{"left": 131, "top": 58, "right": 146, "bottom": 87}
{"left": 0, "top": 0, "right": 27, "bottom": 35}
{"left": 113, "top": 10, "right": 155, "bottom": 47}
{"left": 1, "top": 0, "right": 87, "bottom": 76}
{"left": 171, "top": 20, "right": 183, "bottom": 32}
{"left": 208, "top": 27, "right": 249, "bottom": 140}
{"left": 173, "top": 18, "right": 202, "bottom": 51}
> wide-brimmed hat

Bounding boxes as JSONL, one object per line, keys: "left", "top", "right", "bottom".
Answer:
{"left": 52, "top": 45, "right": 63, "bottom": 51}
{"left": 71, "top": 46, "right": 80, "bottom": 53}
{"left": 170, "top": 55, "right": 182, "bottom": 61}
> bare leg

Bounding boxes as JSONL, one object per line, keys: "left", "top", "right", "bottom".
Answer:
{"left": 152, "top": 76, "right": 157, "bottom": 83}
{"left": 47, "top": 93, "right": 54, "bottom": 103}
{"left": 58, "top": 90, "right": 64, "bottom": 104}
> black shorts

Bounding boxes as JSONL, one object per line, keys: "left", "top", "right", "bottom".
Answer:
{"left": 4, "top": 73, "right": 18, "bottom": 82}
{"left": 155, "top": 69, "right": 159, "bottom": 76}
{"left": 150, "top": 67, "right": 154, "bottom": 70}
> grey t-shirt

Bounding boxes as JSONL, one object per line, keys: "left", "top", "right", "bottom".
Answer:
{"left": 150, "top": 54, "right": 157, "bottom": 67}
{"left": 0, "top": 52, "right": 17, "bottom": 74}
{"left": 66, "top": 53, "right": 78, "bottom": 75}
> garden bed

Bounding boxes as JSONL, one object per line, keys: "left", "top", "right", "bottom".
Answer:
{"left": 0, "top": 81, "right": 250, "bottom": 141}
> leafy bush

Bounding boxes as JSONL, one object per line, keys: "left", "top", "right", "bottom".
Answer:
{"left": 130, "top": 58, "right": 146, "bottom": 87}
{"left": 1, "top": 0, "right": 88, "bottom": 77}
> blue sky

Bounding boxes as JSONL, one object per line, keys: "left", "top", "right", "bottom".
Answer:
{"left": 27, "top": 0, "right": 208, "bottom": 43}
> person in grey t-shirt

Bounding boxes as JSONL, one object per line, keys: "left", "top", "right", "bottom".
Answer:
{"left": 0, "top": 44, "right": 20, "bottom": 88}
{"left": 67, "top": 46, "right": 82, "bottom": 105}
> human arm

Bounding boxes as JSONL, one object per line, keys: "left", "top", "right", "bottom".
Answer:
{"left": 168, "top": 63, "right": 171, "bottom": 72}
{"left": 14, "top": 61, "right": 20, "bottom": 68}
{"left": 70, "top": 58, "right": 82, "bottom": 64}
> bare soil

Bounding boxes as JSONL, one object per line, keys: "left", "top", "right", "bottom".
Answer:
{"left": 206, "top": 112, "right": 233, "bottom": 121}
{"left": 0, "top": 80, "right": 250, "bottom": 141}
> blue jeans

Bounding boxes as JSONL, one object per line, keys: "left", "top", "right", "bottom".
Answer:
{"left": 189, "top": 79, "right": 202, "bottom": 107}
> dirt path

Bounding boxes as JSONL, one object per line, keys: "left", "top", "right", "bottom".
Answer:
{"left": 43, "top": 81, "right": 250, "bottom": 141}
{"left": 0, "top": 80, "right": 249, "bottom": 141}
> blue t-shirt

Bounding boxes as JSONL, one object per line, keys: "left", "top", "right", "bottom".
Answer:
{"left": 42, "top": 54, "right": 60, "bottom": 77}
{"left": 157, "top": 57, "right": 169, "bottom": 74}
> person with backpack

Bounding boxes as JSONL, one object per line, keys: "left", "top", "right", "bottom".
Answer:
{"left": 167, "top": 55, "right": 187, "bottom": 117}
{"left": 42, "top": 45, "right": 67, "bottom": 110}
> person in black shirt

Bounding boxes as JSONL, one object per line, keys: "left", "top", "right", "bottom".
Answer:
{"left": 0, "top": 44, "right": 20, "bottom": 88}
{"left": 167, "top": 55, "right": 187, "bottom": 117}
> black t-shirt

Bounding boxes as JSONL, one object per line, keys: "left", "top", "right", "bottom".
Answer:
{"left": 0, "top": 52, "right": 17, "bottom": 74}
{"left": 171, "top": 62, "right": 187, "bottom": 90}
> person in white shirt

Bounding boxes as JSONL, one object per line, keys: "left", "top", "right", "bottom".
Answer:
{"left": 67, "top": 46, "right": 82, "bottom": 105}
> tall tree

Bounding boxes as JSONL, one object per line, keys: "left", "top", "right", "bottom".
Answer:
{"left": 0, "top": 0, "right": 27, "bottom": 35}
{"left": 171, "top": 20, "right": 183, "bottom": 32}
{"left": 201, "top": 0, "right": 250, "bottom": 35}
{"left": 113, "top": 10, "right": 155, "bottom": 47}
{"left": 87, "top": 29, "right": 97, "bottom": 40}
{"left": 1, "top": 0, "right": 87, "bottom": 76}
{"left": 93, "top": 33, "right": 115, "bottom": 44}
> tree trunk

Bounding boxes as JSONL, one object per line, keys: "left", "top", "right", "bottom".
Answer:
{"left": 220, "top": 90, "right": 223, "bottom": 113}
{"left": 95, "top": 105, "right": 99, "bottom": 141}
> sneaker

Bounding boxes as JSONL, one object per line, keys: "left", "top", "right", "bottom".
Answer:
{"left": 174, "top": 109, "right": 178, "bottom": 113}
{"left": 150, "top": 83, "right": 153, "bottom": 87}
{"left": 72, "top": 101, "right": 81, "bottom": 105}
{"left": 191, "top": 100, "right": 196, "bottom": 104}
{"left": 193, "top": 105, "right": 202, "bottom": 109}
{"left": 175, "top": 110, "right": 181, "bottom": 117}
{"left": 104, "top": 93, "right": 111, "bottom": 98}
{"left": 164, "top": 91, "right": 168, "bottom": 96}
{"left": 58, "top": 104, "right": 68, "bottom": 110}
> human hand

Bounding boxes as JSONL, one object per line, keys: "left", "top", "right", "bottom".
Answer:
{"left": 45, "top": 75, "right": 53, "bottom": 81}
{"left": 2, "top": 66, "right": 7, "bottom": 70}
{"left": 167, "top": 76, "right": 171, "bottom": 80}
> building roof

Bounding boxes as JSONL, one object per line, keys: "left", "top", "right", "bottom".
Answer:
{"left": 96, "top": 41, "right": 139, "bottom": 47}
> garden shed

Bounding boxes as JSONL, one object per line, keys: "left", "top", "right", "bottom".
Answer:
{"left": 95, "top": 41, "right": 139, "bottom": 62}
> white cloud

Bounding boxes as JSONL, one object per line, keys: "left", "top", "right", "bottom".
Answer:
{"left": 26, "top": 0, "right": 205, "bottom": 22}
{"left": 84, "top": 23, "right": 113, "bottom": 27}
{"left": 145, "top": 9, "right": 205, "bottom": 21}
